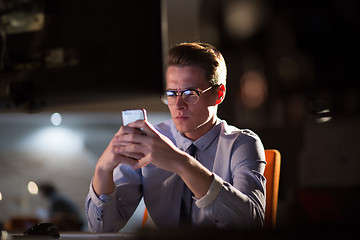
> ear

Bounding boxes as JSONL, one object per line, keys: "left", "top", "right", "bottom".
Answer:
{"left": 215, "top": 84, "right": 226, "bottom": 105}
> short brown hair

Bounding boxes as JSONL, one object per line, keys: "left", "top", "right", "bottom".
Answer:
{"left": 167, "top": 42, "right": 227, "bottom": 86}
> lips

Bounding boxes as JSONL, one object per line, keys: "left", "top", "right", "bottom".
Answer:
{"left": 175, "top": 115, "right": 189, "bottom": 121}
{"left": 175, "top": 116, "right": 189, "bottom": 120}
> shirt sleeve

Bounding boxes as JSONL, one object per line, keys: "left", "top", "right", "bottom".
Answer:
{"left": 85, "top": 164, "right": 143, "bottom": 232}
{"left": 194, "top": 133, "right": 266, "bottom": 228}
{"left": 194, "top": 174, "right": 222, "bottom": 207}
{"left": 85, "top": 180, "right": 119, "bottom": 232}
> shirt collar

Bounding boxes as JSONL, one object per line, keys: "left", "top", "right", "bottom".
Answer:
{"left": 174, "top": 118, "right": 222, "bottom": 152}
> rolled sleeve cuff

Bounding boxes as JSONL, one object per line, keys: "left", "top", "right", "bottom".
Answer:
{"left": 89, "top": 179, "right": 116, "bottom": 209}
{"left": 195, "top": 173, "right": 223, "bottom": 208}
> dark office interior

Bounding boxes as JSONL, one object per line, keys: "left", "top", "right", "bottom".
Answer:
{"left": 1, "top": 0, "right": 359, "bottom": 239}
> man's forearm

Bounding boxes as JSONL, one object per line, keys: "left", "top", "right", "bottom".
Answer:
{"left": 93, "top": 166, "right": 115, "bottom": 196}
{"left": 176, "top": 156, "right": 213, "bottom": 199}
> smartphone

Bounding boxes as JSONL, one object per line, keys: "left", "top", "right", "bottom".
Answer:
{"left": 122, "top": 109, "right": 147, "bottom": 126}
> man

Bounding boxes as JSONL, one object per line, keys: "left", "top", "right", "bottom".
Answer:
{"left": 85, "top": 42, "right": 266, "bottom": 231}
{"left": 39, "top": 184, "right": 83, "bottom": 231}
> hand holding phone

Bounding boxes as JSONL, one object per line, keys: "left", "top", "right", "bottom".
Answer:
{"left": 122, "top": 109, "right": 147, "bottom": 126}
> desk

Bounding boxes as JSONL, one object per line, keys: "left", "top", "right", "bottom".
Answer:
{"left": 61, "top": 233, "right": 136, "bottom": 240}
{"left": 7, "top": 232, "right": 136, "bottom": 240}
{"left": 4, "top": 226, "right": 357, "bottom": 240}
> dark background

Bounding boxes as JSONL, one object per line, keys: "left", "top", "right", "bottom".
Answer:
{"left": 1, "top": 0, "right": 360, "bottom": 231}
{"left": 206, "top": 0, "right": 360, "bottom": 229}
{"left": 0, "top": 0, "right": 163, "bottom": 111}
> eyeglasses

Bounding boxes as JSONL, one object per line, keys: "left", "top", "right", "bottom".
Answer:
{"left": 161, "top": 85, "right": 216, "bottom": 105}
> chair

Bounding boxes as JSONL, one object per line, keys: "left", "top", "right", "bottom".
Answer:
{"left": 264, "top": 149, "right": 281, "bottom": 229}
{"left": 142, "top": 149, "right": 281, "bottom": 229}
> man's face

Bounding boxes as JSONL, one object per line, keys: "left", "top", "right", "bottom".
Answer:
{"left": 166, "top": 65, "right": 219, "bottom": 140}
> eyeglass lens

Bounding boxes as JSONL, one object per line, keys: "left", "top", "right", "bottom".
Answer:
{"left": 162, "top": 90, "right": 199, "bottom": 105}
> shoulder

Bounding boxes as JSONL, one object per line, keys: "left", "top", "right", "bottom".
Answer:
{"left": 220, "top": 120, "right": 261, "bottom": 143}
{"left": 154, "top": 119, "right": 177, "bottom": 143}
{"left": 219, "top": 120, "right": 266, "bottom": 169}
{"left": 154, "top": 119, "right": 173, "bottom": 133}
{"left": 219, "top": 120, "right": 264, "bottom": 159}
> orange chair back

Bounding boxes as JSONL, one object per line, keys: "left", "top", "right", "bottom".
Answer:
{"left": 264, "top": 149, "right": 281, "bottom": 228}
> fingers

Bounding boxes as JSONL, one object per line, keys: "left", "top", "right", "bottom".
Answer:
{"left": 111, "top": 127, "right": 147, "bottom": 167}
{"left": 116, "top": 124, "right": 143, "bottom": 136}
{"left": 111, "top": 120, "right": 160, "bottom": 170}
{"left": 114, "top": 120, "right": 158, "bottom": 146}
{"left": 97, "top": 146, "right": 139, "bottom": 172}
{"left": 112, "top": 154, "right": 139, "bottom": 166}
{"left": 112, "top": 134, "right": 142, "bottom": 146}
{"left": 96, "top": 122, "right": 151, "bottom": 173}
{"left": 112, "top": 145, "right": 145, "bottom": 160}
{"left": 131, "top": 156, "right": 151, "bottom": 170}
{"left": 112, "top": 124, "right": 145, "bottom": 146}
{"left": 128, "top": 120, "right": 158, "bottom": 137}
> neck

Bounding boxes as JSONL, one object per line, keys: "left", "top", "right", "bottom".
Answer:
{"left": 184, "top": 115, "right": 218, "bottom": 141}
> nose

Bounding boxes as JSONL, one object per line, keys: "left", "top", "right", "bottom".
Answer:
{"left": 174, "top": 95, "right": 187, "bottom": 109}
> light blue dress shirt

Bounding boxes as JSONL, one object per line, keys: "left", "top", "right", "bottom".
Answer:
{"left": 85, "top": 119, "right": 266, "bottom": 232}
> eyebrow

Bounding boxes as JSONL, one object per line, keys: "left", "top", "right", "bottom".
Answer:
{"left": 166, "top": 87, "right": 198, "bottom": 91}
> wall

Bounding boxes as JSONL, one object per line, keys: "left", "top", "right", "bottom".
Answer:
{"left": 0, "top": 112, "right": 170, "bottom": 231}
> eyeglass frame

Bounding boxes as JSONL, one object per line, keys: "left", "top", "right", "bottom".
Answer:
{"left": 161, "top": 85, "right": 218, "bottom": 105}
